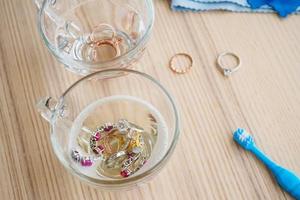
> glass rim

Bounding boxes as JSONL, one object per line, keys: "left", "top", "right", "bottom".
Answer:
{"left": 53, "top": 68, "right": 180, "bottom": 186}
{"left": 37, "top": 0, "right": 154, "bottom": 69}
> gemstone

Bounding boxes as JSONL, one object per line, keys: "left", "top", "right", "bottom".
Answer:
{"left": 224, "top": 69, "right": 231, "bottom": 76}
{"left": 104, "top": 125, "right": 113, "bottom": 132}
{"left": 71, "top": 150, "right": 81, "bottom": 162}
{"left": 81, "top": 158, "right": 93, "bottom": 166}
{"left": 120, "top": 170, "right": 130, "bottom": 177}
{"left": 127, "top": 152, "right": 134, "bottom": 158}
{"left": 94, "top": 132, "right": 101, "bottom": 141}
{"left": 93, "top": 145, "right": 105, "bottom": 154}
{"left": 93, "top": 149, "right": 98, "bottom": 154}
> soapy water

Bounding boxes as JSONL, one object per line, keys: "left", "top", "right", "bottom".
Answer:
{"left": 68, "top": 95, "right": 169, "bottom": 179}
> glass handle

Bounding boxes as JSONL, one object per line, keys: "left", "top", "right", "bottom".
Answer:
{"left": 36, "top": 97, "right": 93, "bottom": 134}
{"left": 36, "top": 96, "right": 57, "bottom": 122}
{"left": 34, "top": 0, "right": 56, "bottom": 10}
{"left": 34, "top": 0, "right": 45, "bottom": 10}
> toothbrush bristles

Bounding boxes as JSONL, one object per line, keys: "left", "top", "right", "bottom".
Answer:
{"left": 233, "top": 128, "right": 254, "bottom": 150}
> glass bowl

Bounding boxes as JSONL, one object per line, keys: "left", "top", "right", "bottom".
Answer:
{"left": 37, "top": 69, "right": 180, "bottom": 189}
{"left": 36, "top": 0, "right": 154, "bottom": 75}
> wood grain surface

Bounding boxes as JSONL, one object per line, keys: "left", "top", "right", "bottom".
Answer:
{"left": 1, "top": 0, "right": 300, "bottom": 199}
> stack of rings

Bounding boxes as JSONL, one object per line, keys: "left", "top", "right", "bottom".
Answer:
{"left": 71, "top": 119, "right": 149, "bottom": 178}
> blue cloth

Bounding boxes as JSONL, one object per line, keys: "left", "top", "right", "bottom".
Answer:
{"left": 171, "top": 0, "right": 300, "bottom": 17}
{"left": 248, "top": 0, "right": 300, "bottom": 17}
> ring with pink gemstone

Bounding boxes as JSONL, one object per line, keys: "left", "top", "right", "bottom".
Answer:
{"left": 89, "top": 122, "right": 117, "bottom": 155}
{"left": 71, "top": 149, "right": 104, "bottom": 167}
{"left": 89, "top": 119, "right": 138, "bottom": 154}
{"left": 121, "top": 152, "right": 141, "bottom": 169}
{"left": 120, "top": 155, "right": 147, "bottom": 178}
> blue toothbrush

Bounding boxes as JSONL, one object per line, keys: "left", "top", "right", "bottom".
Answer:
{"left": 233, "top": 128, "right": 300, "bottom": 199}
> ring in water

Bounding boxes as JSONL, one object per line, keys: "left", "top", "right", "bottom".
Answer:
{"left": 69, "top": 95, "right": 168, "bottom": 179}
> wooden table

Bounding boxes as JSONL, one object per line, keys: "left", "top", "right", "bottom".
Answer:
{"left": 1, "top": 0, "right": 300, "bottom": 199}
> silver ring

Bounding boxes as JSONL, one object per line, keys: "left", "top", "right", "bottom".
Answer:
{"left": 217, "top": 52, "right": 241, "bottom": 76}
{"left": 121, "top": 152, "right": 141, "bottom": 169}
{"left": 105, "top": 150, "right": 127, "bottom": 168}
{"left": 71, "top": 149, "right": 104, "bottom": 167}
{"left": 120, "top": 155, "right": 147, "bottom": 177}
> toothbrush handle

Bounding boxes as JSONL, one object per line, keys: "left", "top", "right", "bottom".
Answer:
{"left": 250, "top": 146, "right": 277, "bottom": 169}
{"left": 250, "top": 146, "right": 300, "bottom": 199}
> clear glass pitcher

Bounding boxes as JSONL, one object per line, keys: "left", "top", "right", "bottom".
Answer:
{"left": 36, "top": 69, "right": 180, "bottom": 189}
{"left": 35, "top": 0, "right": 154, "bottom": 75}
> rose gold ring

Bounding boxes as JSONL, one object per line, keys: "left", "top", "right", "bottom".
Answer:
{"left": 92, "top": 38, "right": 121, "bottom": 58}
{"left": 88, "top": 23, "right": 124, "bottom": 61}
{"left": 169, "top": 53, "right": 193, "bottom": 74}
